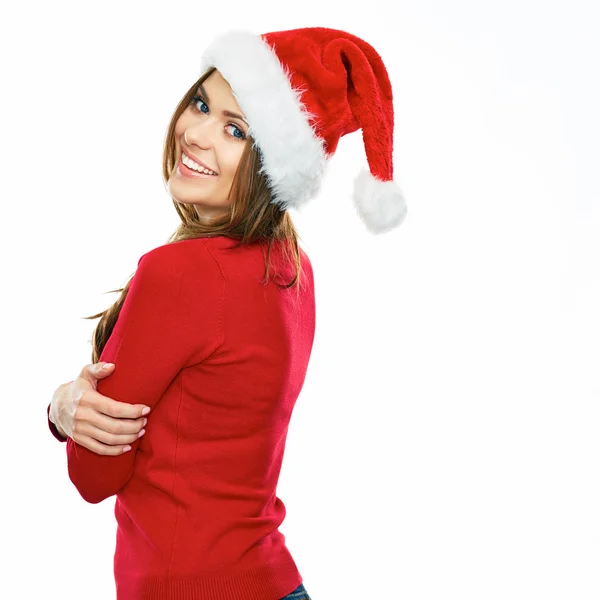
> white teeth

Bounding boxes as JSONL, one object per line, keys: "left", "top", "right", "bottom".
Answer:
{"left": 182, "top": 152, "right": 217, "bottom": 175}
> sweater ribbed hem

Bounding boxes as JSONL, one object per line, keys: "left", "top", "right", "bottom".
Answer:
{"left": 121, "top": 555, "right": 303, "bottom": 600}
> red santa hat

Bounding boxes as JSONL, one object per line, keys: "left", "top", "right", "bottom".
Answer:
{"left": 199, "top": 27, "right": 407, "bottom": 234}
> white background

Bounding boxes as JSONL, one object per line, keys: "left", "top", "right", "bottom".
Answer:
{"left": 1, "top": 1, "right": 599, "bottom": 598}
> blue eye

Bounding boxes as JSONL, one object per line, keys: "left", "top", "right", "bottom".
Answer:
{"left": 226, "top": 124, "right": 245, "bottom": 140}
{"left": 192, "top": 96, "right": 209, "bottom": 114}
{"left": 189, "top": 95, "right": 246, "bottom": 141}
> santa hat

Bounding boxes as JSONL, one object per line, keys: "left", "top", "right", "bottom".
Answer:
{"left": 199, "top": 27, "right": 407, "bottom": 235}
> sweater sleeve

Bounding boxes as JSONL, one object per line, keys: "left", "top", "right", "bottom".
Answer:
{"left": 66, "top": 241, "right": 224, "bottom": 504}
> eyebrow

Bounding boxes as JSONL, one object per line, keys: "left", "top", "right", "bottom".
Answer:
{"left": 197, "top": 85, "right": 248, "bottom": 126}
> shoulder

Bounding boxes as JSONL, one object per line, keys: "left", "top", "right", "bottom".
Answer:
{"left": 130, "top": 240, "right": 225, "bottom": 304}
{"left": 137, "top": 239, "right": 222, "bottom": 276}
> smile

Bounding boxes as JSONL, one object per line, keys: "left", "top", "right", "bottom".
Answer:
{"left": 178, "top": 155, "right": 218, "bottom": 179}
{"left": 181, "top": 151, "right": 218, "bottom": 176}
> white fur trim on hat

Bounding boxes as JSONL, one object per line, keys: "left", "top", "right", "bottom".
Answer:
{"left": 353, "top": 169, "right": 408, "bottom": 234}
{"left": 199, "top": 31, "right": 328, "bottom": 211}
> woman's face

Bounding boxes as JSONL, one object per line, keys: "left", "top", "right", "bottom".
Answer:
{"left": 168, "top": 69, "right": 249, "bottom": 222}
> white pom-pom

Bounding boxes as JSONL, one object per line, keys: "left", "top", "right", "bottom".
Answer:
{"left": 352, "top": 169, "right": 408, "bottom": 234}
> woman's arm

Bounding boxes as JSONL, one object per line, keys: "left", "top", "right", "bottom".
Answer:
{"left": 63, "top": 243, "right": 223, "bottom": 504}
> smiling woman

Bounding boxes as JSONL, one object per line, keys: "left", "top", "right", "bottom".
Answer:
{"left": 49, "top": 25, "right": 405, "bottom": 600}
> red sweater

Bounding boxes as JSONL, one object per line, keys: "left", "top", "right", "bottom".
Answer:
{"left": 47, "top": 235, "right": 316, "bottom": 600}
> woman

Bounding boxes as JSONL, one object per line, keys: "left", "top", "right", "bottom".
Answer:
{"left": 47, "top": 27, "right": 407, "bottom": 600}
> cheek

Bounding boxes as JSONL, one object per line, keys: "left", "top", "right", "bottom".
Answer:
{"left": 222, "top": 147, "right": 246, "bottom": 178}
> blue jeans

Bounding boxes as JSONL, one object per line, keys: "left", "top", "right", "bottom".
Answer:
{"left": 279, "top": 582, "right": 312, "bottom": 599}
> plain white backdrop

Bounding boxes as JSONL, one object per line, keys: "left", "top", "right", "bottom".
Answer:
{"left": 1, "top": 1, "right": 598, "bottom": 598}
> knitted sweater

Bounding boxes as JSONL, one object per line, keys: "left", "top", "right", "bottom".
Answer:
{"left": 46, "top": 235, "right": 316, "bottom": 600}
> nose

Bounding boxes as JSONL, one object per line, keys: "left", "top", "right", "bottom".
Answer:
{"left": 184, "top": 118, "right": 219, "bottom": 150}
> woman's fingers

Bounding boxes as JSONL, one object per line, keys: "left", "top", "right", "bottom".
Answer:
{"left": 74, "top": 404, "right": 146, "bottom": 439}
{"left": 71, "top": 431, "right": 137, "bottom": 456}
{"left": 77, "top": 388, "right": 148, "bottom": 432}
{"left": 78, "top": 361, "right": 115, "bottom": 384}
{"left": 95, "top": 394, "right": 150, "bottom": 421}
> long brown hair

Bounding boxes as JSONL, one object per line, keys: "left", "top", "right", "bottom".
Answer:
{"left": 84, "top": 67, "right": 305, "bottom": 363}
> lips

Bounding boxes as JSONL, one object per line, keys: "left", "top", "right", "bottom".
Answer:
{"left": 181, "top": 149, "right": 217, "bottom": 175}
{"left": 177, "top": 157, "right": 217, "bottom": 179}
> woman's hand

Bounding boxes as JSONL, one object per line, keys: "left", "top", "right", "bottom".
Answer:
{"left": 49, "top": 362, "right": 150, "bottom": 456}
